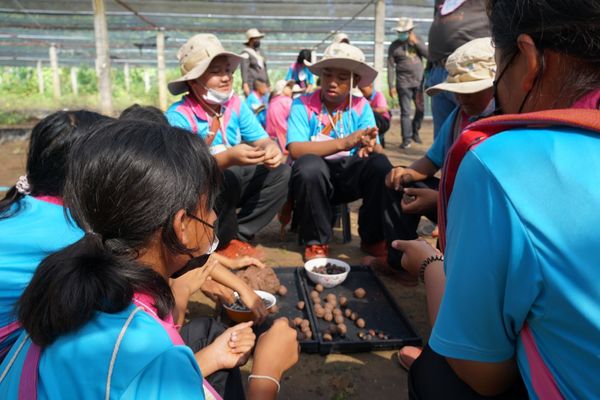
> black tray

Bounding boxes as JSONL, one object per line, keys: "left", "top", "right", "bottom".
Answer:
{"left": 219, "top": 267, "right": 319, "bottom": 353}
{"left": 299, "top": 265, "right": 422, "bottom": 354}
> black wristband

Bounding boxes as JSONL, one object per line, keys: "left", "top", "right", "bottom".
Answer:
{"left": 419, "top": 255, "right": 444, "bottom": 284}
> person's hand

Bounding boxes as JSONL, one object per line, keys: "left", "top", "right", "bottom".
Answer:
{"left": 238, "top": 286, "right": 269, "bottom": 325}
{"left": 205, "top": 321, "right": 257, "bottom": 371}
{"left": 252, "top": 318, "right": 300, "bottom": 381}
{"left": 385, "top": 166, "right": 415, "bottom": 191}
{"left": 408, "top": 31, "right": 418, "bottom": 45}
{"left": 225, "top": 255, "right": 266, "bottom": 270}
{"left": 401, "top": 188, "right": 438, "bottom": 215}
{"left": 170, "top": 257, "right": 219, "bottom": 299}
{"left": 260, "top": 140, "right": 285, "bottom": 169}
{"left": 389, "top": 87, "right": 397, "bottom": 99}
{"left": 201, "top": 279, "right": 236, "bottom": 304}
{"left": 342, "top": 127, "right": 378, "bottom": 151}
{"left": 228, "top": 143, "right": 266, "bottom": 166}
{"left": 392, "top": 239, "right": 440, "bottom": 276}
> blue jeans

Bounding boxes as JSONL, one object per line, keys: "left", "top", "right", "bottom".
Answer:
{"left": 425, "top": 66, "right": 459, "bottom": 139}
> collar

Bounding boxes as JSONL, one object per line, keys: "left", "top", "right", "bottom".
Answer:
{"left": 33, "top": 195, "right": 63, "bottom": 206}
{"left": 572, "top": 88, "right": 600, "bottom": 110}
{"left": 184, "top": 94, "right": 227, "bottom": 122}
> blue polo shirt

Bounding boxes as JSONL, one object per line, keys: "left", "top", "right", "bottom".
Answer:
{"left": 286, "top": 89, "right": 377, "bottom": 156}
{"left": 429, "top": 126, "right": 600, "bottom": 399}
{"left": 0, "top": 305, "right": 204, "bottom": 399}
{"left": 166, "top": 94, "right": 268, "bottom": 150}
{"left": 426, "top": 107, "right": 460, "bottom": 168}
{"left": 0, "top": 196, "right": 83, "bottom": 357}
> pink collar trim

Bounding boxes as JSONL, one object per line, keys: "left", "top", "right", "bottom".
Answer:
{"left": 572, "top": 88, "right": 600, "bottom": 110}
{"left": 132, "top": 293, "right": 184, "bottom": 345}
{"left": 33, "top": 196, "right": 63, "bottom": 206}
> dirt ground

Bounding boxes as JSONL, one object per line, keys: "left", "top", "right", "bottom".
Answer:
{"left": 0, "top": 119, "right": 435, "bottom": 400}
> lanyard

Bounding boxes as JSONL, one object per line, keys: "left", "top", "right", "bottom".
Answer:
{"left": 319, "top": 105, "right": 345, "bottom": 138}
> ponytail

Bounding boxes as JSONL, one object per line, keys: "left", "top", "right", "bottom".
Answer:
{"left": 0, "top": 187, "right": 25, "bottom": 219}
{"left": 18, "top": 233, "right": 174, "bottom": 347}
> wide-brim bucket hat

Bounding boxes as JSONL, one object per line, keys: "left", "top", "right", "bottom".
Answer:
{"left": 426, "top": 37, "right": 496, "bottom": 96}
{"left": 245, "top": 28, "right": 265, "bottom": 44}
{"left": 304, "top": 42, "right": 378, "bottom": 87}
{"left": 394, "top": 17, "right": 414, "bottom": 33}
{"left": 168, "top": 34, "right": 245, "bottom": 96}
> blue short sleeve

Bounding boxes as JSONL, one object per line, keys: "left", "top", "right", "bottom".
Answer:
{"left": 286, "top": 98, "right": 312, "bottom": 145}
{"left": 237, "top": 101, "right": 268, "bottom": 143}
{"left": 122, "top": 347, "right": 205, "bottom": 399}
{"left": 306, "top": 69, "right": 315, "bottom": 85}
{"left": 429, "top": 150, "right": 543, "bottom": 362}
{"left": 165, "top": 109, "right": 193, "bottom": 132}
{"left": 285, "top": 67, "right": 293, "bottom": 81}
{"left": 426, "top": 107, "right": 459, "bottom": 168}
{"left": 357, "top": 102, "right": 376, "bottom": 130}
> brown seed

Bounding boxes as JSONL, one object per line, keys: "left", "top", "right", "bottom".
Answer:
{"left": 315, "top": 284, "right": 324, "bottom": 293}
{"left": 310, "top": 290, "right": 319, "bottom": 298}
{"left": 332, "top": 308, "right": 342, "bottom": 316}
{"left": 334, "top": 315, "right": 344, "bottom": 324}
{"left": 350, "top": 312, "right": 358, "bottom": 321}
{"left": 339, "top": 296, "right": 348, "bottom": 307}
{"left": 326, "top": 293, "right": 337, "bottom": 303}
{"left": 324, "top": 312, "right": 333, "bottom": 322}
{"left": 368, "top": 329, "right": 376, "bottom": 336}
{"left": 300, "top": 320, "right": 310, "bottom": 330}
{"left": 337, "top": 324, "right": 347, "bottom": 336}
{"left": 293, "top": 317, "right": 303, "bottom": 327}
{"left": 323, "top": 333, "right": 333, "bottom": 342}
{"left": 324, "top": 302, "right": 335, "bottom": 311}
{"left": 303, "top": 330, "right": 313, "bottom": 339}
{"left": 354, "top": 288, "right": 366, "bottom": 299}
{"left": 356, "top": 318, "right": 366, "bottom": 328}
{"left": 315, "top": 307, "right": 325, "bottom": 318}
{"left": 277, "top": 285, "right": 288, "bottom": 296}
{"left": 296, "top": 301, "right": 305, "bottom": 310}
{"left": 269, "top": 305, "right": 279, "bottom": 314}
{"left": 312, "top": 296, "right": 321, "bottom": 304}
{"left": 344, "top": 308, "right": 352, "bottom": 318}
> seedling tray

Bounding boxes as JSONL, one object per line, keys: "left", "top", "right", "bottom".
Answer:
{"left": 299, "top": 265, "right": 422, "bottom": 354}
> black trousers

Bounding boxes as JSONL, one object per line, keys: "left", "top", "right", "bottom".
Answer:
{"left": 180, "top": 318, "right": 245, "bottom": 400}
{"left": 408, "top": 345, "right": 528, "bottom": 400}
{"left": 290, "top": 153, "right": 395, "bottom": 245}
{"left": 397, "top": 85, "right": 425, "bottom": 140}
{"left": 386, "top": 177, "right": 439, "bottom": 269}
{"left": 373, "top": 112, "right": 391, "bottom": 148}
{"left": 215, "top": 163, "right": 290, "bottom": 245}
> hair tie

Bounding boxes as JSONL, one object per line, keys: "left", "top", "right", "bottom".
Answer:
{"left": 15, "top": 175, "right": 31, "bottom": 195}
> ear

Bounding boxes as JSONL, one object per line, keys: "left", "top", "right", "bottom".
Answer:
{"left": 516, "top": 34, "right": 541, "bottom": 92}
{"left": 172, "top": 209, "right": 190, "bottom": 247}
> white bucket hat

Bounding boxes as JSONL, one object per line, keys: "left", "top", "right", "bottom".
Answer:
{"left": 426, "top": 37, "right": 496, "bottom": 96}
{"left": 394, "top": 17, "right": 414, "bottom": 33}
{"left": 168, "top": 34, "right": 245, "bottom": 96}
{"left": 332, "top": 32, "right": 350, "bottom": 44}
{"left": 245, "top": 28, "right": 265, "bottom": 44}
{"left": 304, "top": 42, "right": 378, "bottom": 87}
{"left": 272, "top": 79, "right": 295, "bottom": 96}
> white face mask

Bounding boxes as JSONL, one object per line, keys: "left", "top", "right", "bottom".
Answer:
{"left": 202, "top": 86, "right": 234, "bottom": 105}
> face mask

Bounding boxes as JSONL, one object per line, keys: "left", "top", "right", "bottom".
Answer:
{"left": 492, "top": 52, "right": 516, "bottom": 115}
{"left": 397, "top": 32, "right": 409, "bottom": 41}
{"left": 252, "top": 41, "right": 261, "bottom": 49}
{"left": 171, "top": 236, "right": 219, "bottom": 279}
{"left": 203, "top": 86, "right": 234, "bottom": 105}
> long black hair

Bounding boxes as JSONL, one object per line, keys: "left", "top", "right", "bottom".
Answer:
{"left": 0, "top": 110, "right": 108, "bottom": 218}
{"left": 488, "top": 0, "right": 600, "bottom": 105}
{"left": 18, "top": 120, "right": 221, "bottom": 347}
{"left": 296, "top": 49, "right": 312, "bottom": 66}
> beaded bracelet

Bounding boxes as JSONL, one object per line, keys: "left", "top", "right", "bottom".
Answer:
{"left": 248, "top": 374, "right": 281, "bottom": 393}
{"left": 419, "top": 255, "right": 444, "bottom": 284}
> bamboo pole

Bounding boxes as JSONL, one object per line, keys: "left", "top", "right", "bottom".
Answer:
{"left": 93, "top": 0, "right": 113, "bottom": 115}
{"left": 373, "top": 0, "right": 385, "bottom": 91}
{"left": 36, "top": 60, "right": 45, "bottom": 94}
{"left": 49, "top": 43, "right": 61, "bottom": 100}
{"left": 156, "top": 29, "right": 168, "bottom": 111}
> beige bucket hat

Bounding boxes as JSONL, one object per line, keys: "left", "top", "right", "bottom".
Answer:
{"left": 394, "top": 17, "right": 414, "bottom": 33}
{"left": 332, "top": 32, "right": 350, "bottom": 44}
{"left": 304, "top": 42, "right": 378, "bottom": 87}
{"left": 272, "top": 79, "right": 295, "bottom": 96}
{"left": 426, "top": 37, "right": 496, "bottom": 96}
{"left": 245, "top": 28, "right": 265, "bottom": 43}
{"left": 168, "top": 34, "right": 245, "bottom": 96}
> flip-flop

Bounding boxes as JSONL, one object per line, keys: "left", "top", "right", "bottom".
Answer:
{"left": 396, "top": 346, "right": 423, "bottom": 371}
{"left": 361, "top": 256, "right": 419, "bottom": 287}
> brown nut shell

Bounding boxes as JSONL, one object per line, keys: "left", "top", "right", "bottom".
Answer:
{"left": 354, "top": 288, "right": 366, "bottom": 299}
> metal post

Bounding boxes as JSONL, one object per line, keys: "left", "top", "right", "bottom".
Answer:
{"left": 373, "top": 0, "right": 386, "bottom": 91}
{"left": 124, "top": 62, "right": 131, "bottom": 92}
{"left": 70, "top": 67, "right": 79, "bottom": 96}
{"left": 49, "top": 43, "right": 61, "bottom": 100}
{"left": 143, "top": 69, "right": 151, "bottom": 93}
{"left": 156, "top": 29, "right": 168, "bottom": 111}
{"left": 93, "top": 0, "right": 113, "bottom": 115}
{"left": 36, "top": 60, "right": 45, "bottom": 94}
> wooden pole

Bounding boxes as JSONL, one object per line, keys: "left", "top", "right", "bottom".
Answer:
{"left": 124, "top": 62, "right": 131, "bottom": 92}
{"left": 49, "top": 43, "right": 61, "bottom": 100}
{"left": 156, "top": 29, "right": 168, "bottom": 111}
{"left": 373, "top": 0, "right": 385, "bottom": 91}
{"left": 93, "top": 0, "right": 113, "bottom": 115}
{"left": 144, "top": 69, "right": 151, "bottom": 93}
{"left": 70, "top": 67, "right": 79, "bottom": 96}
{"left": 36, "top": 60, "right": 45, "bottom": 94}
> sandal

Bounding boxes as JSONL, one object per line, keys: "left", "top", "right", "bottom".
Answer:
{"left": 396, "top": 346, "right": 423, "bottom": 371}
